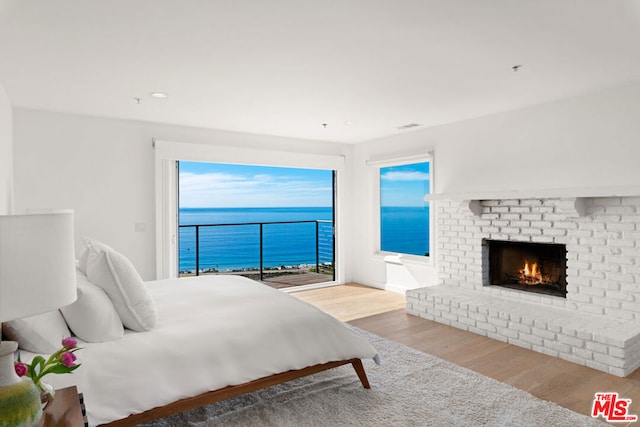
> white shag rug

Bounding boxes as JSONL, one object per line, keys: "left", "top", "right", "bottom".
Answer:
{"left": 141, "top": 327, "right": 606, "bottom": 426}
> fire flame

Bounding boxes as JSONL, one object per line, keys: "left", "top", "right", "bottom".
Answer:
{"left": 518, "top": 260, "right": 544, "bottom": 285}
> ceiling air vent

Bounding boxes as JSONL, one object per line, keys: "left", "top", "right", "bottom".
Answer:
{"left": 397, "top": 123, "right": 421, "bottom": 130}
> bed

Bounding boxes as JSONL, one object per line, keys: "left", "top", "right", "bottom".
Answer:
{"left": 17, "top": 273, "right": 378, "bottom": 426}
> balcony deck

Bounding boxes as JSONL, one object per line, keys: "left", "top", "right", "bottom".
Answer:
{"left": 260, "top": 272, "right": 333, "bottom": 288}
{"left": 179, "top": 270, "right": 333, "bottom": 288}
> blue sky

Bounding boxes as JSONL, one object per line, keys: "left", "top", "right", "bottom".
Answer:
{"left": 179, "top": 162, "right": 334, "bottom": 208}
{"left": 180, "top": 161, "right": 430, "bottom": 208}
{"left": 380, "top": 162, "right": 430, "bottom": 207}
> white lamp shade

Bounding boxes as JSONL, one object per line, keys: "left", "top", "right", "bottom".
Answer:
{"left": 0, "top": 211, "right": 77, "bottom": 322}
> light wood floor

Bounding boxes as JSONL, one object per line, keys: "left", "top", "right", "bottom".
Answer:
{"left": 293, "top": 283, "right": 640, "bottom": 426}
{"left": 293, "top": 282, "right": 406, "bottom": 321}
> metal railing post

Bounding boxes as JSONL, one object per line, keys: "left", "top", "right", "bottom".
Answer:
{"left": 315, "top": 221, "right": 320, "bottom": 274}
{"left": 332, "top": 223, "right": 336, "bottom": 281}
{"left": 259, "top": 223, "right": 264, "bottom": 281}
{"left": 195, "top": 225, "right": 200, "bottom": 276}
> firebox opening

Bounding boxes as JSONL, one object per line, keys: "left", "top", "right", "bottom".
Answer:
{"left": 486, "top": 240, "right": 567, "bottom": 298}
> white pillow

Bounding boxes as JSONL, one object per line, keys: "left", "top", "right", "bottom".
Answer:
{"left": 77, "top": 244, "right": 89, "bottom": 275}
{"left": 3, "top": 310, "right": 72, "bottom": 354}
{"left": 85, "top": 238, "right": 158, "bottom": 332}
{"left": 61, "top": 271, "right": 124, "bottom": 342}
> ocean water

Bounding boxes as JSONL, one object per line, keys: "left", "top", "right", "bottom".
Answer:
{"left": 178, "top": 206, "right": 430, "bottom": 273}
{"left": 380, "top": 206, "right": 430, "bottom": 257}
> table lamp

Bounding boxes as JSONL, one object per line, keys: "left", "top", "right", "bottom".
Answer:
{"left": 0, "top": 211, "right": 76, "bottom": 426}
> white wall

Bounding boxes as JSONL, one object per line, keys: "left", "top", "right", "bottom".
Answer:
{"left": 13, "top": 110, "right": 352, "bottom": 280}
{"left": 0, "top": 80, "right": 12, "bottom": 214}
{"left": 351, "top": 79, "right": 640, "bottom": 291}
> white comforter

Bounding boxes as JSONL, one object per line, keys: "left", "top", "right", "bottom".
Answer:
{"left": 39, "top": 276, "right": 378, "bottom": 426}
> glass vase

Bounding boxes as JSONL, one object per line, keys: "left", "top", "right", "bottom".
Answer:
{"left": 35, "top": 379, "right": 56, "bottom": 409}
{"left": 0, "top": 341, "right": 42, "bottom": 426}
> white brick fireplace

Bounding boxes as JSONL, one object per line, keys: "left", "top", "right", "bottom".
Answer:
{"left": 406, "top": 195, "right": 640, "bottom": 377}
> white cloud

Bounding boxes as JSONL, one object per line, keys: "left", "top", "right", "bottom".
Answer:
{"left": 179, "top": 172, "right": 332, "bottom": 207}
{"left": 381, "top": 171, "right": 430, "bottom": 181}
{"left": 179, "top": 172, "right": 247, "bottom": 190}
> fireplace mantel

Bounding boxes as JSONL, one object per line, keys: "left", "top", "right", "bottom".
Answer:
{"left": 424, "top": 185, "right": 640, "bottom": 217}
{"left": 424, "top": 185, "right": 640, "bottom": 202}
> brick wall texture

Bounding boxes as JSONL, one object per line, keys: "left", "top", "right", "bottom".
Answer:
{"left": 437, "top": 197, "right": 640, "bottom": 321}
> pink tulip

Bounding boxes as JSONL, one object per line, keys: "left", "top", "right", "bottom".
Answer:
{"left": 61, "top": 337, "right": 77, "bottom": 350}
{"left": 14, "top": 362, "right": 28, "bottom": 377}
{"left": 60, "top": 352, "right": 77, "bottom": 367}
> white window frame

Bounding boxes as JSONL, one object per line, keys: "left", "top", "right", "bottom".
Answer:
{"left": 367, "top": 152, "right": 434, "bottom": 264}
{"left": 154, "top": 139, "right": 346, "bottom": 282}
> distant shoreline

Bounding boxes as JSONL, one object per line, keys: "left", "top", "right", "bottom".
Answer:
{"left": 178, "top": 262, "right": 334, "bottom": 275}
{"left": 179, "top": 263, "right": 334, "bottom": 277}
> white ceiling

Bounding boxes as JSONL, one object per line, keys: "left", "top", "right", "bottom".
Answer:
{"left": 1, "top": 0, "right": 639, "bottom": 143}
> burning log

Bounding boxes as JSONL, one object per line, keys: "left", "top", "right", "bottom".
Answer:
{"left": 510, "top": 260, "right": 553, "bottom": 286}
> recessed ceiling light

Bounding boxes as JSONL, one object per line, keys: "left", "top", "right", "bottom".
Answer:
{"left": 150, "top": 92, "right": 168, "bottom": 99}
{"left": 344, "top": 121, "right": 356, "bottom": 126}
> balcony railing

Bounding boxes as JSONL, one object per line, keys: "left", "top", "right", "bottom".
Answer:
{"left": 178, "top": 220, "right": 334, "bottom": 282}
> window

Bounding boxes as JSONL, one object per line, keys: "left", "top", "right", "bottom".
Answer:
{"left": 153, "top": 139, "right": 346, "bottom": 281}
{"left": 379, "top": 161, "right": 430, "bottom": 257}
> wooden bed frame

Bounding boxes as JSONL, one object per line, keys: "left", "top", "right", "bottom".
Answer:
{"left": 101, "top": 358, "right": 370, "bottom": 426}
